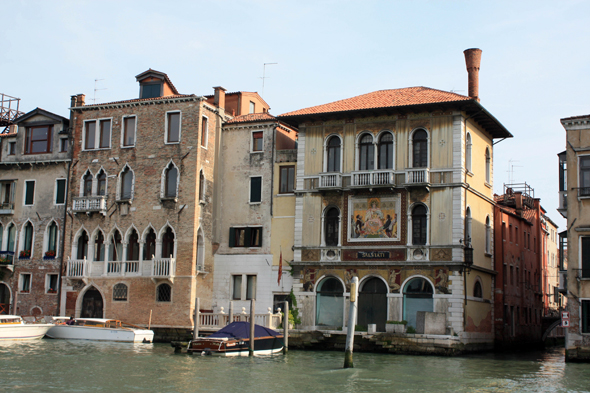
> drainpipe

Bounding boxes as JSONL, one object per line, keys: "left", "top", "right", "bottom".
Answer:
{"left": 270, "top": 124, "right": 277, "bottom": 217}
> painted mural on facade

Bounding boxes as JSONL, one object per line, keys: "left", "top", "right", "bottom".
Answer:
{"left": 348, "top": 196, "right": 400, "bottom": 241}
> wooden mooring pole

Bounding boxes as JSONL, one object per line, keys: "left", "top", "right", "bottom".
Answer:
{"left": 283, "top": 300, "right": 289, "bottom": 354}
{"left": 193, "top": 298, "right": 200, "bottom": 340}
{"left": 344, "top": 276, "right": 358, "bottom": 368}
{"left": 249, "top": 299, "right": 255, "bottom": 356}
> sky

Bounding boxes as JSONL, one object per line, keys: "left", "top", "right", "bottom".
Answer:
{"left": 3, "top": 0, "right": 590, "bottom": 229}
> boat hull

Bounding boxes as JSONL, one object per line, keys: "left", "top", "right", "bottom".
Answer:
{"left": 46, "top": 325, "right": 154, "bottom": 343}
{"left": 0, "top": 324, "right": 53, "bottom": 341}
{"left": 188, "top": 335, "right": 284, "bottom": 356}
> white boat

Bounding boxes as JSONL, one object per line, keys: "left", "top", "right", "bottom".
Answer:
{"left": 46, "top": 318, "right": 154, "bottom": 343}
{"left": 0, "top": 315, "right": 53, "bottom": 341}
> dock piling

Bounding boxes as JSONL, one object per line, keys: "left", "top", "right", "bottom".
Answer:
{"left": 249, "top": 299, "right": 255, "bottom": 356}
{"left": 283, "top": 300, "right": 289, "bottom": 354}
{"left": 344, "top": 276, "right": 358, "bottom": 368}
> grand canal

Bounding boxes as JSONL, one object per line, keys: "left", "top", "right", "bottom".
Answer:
{"left": 1, "top": 340, "right": 589, "bottom": 392}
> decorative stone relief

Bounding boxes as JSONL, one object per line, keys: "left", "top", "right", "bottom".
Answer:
{"left": 430, "top": 248, "right": 452, "bottom": 262}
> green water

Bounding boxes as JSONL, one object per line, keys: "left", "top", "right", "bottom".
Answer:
{"left": 0, "top": 340, "right": 588, "bottom": 392}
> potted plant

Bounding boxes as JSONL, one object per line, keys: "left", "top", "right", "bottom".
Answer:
{"left": 0, "top": 257, "right": 10, "bottom": 265}
{"left": 19, "top": 250, "right": 31, "bottom": 259}
{"left": 44, "top": 250, "right": 56, "bottom": 259}
{"left": 386, "top": 320, "right": 408, "bottom": 333}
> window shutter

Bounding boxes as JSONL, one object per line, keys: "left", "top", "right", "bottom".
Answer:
{"left": 229, "top": 227, "right": 235, "bottom": 248}
{"left": 582, "top": 237, "right": 590, "bottom": 278}
{"left": 258, "top": 228, "right": 263, "bottom": 247}
{"left": 245, "top": 227, "right": 252, "bottom": 247}
{"left": 25, "top": 182, "right": 35, "bottom": 205}
{"left": 250, "top": 177, "right": 262, "bottom": 203}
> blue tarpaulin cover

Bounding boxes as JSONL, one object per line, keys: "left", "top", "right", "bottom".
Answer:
{"left": 208, "top": 322, "right": 281, "bottom": 339}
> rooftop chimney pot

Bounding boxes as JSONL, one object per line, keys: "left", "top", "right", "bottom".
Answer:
{"left": 213, "top": 86, "right": 226, "bottom": 110}
{"left": 463, "top": 48, "right": 482, "bottom": 102}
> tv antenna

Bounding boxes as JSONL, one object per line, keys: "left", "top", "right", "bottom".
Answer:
{"left": 507, "top": 159, "right": 522, "bottom": 184}
{"left": 92, "top": 79, "right": 107, "bottom": 104}
{"left": 260, "top": 63, "right": 277, "bottom": 98}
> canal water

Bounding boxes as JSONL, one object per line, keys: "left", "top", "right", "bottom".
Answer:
{"left": 1, "top": 340, "right": 589, "bottom": 392}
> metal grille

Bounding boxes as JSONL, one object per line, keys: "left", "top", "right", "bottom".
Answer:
{"left": 157, "top": 284, "right": 171, "bottom": 302}
{"left": 113, "top": 283, "right": 128, "bottom": 301}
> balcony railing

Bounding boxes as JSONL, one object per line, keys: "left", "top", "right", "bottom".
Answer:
{"left": 66, "top": 258, "right": 88, "bottom": 278}
{"left": 152, "top": 258, "right": 176, "bottom": 279}
{"left": 66, "top": 257, "right": 175, "bottom": 280}
{"left": 198, "top": 307, "right": 282, "bottom": 331}
{"left": 351, "top": 170, "right": 395, "bottom": 187}
{"left": 0, "top": 202, "right": 14, "bottom": 214}
{"left": 72, "top": 196, "right": 108, "bottom": 215}
{"left": 106, "top": 261, "right": 140, "bottom": 276}
{"left": 0, "top": 251, "right": 14, "bottom": 271}
{"left": 319, "top": 173, "right": 342, "bottom": 188}
{"left": 405, "top": 168, "right": 430, "bottom": 184}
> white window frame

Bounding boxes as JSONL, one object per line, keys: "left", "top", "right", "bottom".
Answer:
{"left": 19, "top": 220, "right": 35, "bottom": 258}
{"left": 408, "top": 128, "right": 431, "bottom": 169}
{"left": 160, "top": 161, "right": 180, "bottom": 200}
{"left": 54, "top": 178, "right": 67, "bottom": 206}
{"left": 23, "top": 180, "right": 35, "bottom": 206}
{"left": 117, "top": 164, "right": 135, "bottom": 201}
{"left": 19, "top": 273, "right": 32, "bottom": 293}
{"left": 164, "top": 110, "right": 182, "bottom": 145}
{"left": 80, "top": 169, "right": 94, "bottom": 197}
{"left": 376, "top": 130, "right": 395, "bottom": 170}
{"left": 251, "top": 129, "right": 264, "bottom": 153}
{"left": 232, "top": 273, "right": 257, "bottom": 300}
{"left": 46, "top": 274, "right": 59, "bottom": 294}
{"left": 121, "top": 115, "right": 137, "bottom": 148}
{"left": 201, "top": 115, "right": 209, "bottom": 150}
{"left": 323, "top": 134, "right": 343, "bottom": 173}
{"left": 44, "top": 220, "right": 60, "bottom": 258}
{"left": 95, "top": 168, "right": 109, "bottom": 197}
{"left": 466, "top": 132, "right": 472, "bottom": 174}
{"left": 249, "top": 175, "right": 263, "bottom": 205}
{"left": 82, "top": 118, "right": 112, "bottom": 151}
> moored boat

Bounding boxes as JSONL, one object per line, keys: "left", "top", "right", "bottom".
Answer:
{"left": 187, "top": 321, "right": 283, "bottom": 356}
{"left": 46, "top": 318, "right": 154, "bottom": 343}
{"left": 0, "top": 315, "right": 53, "bottom": 341}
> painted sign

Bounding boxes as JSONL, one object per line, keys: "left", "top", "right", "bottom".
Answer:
{"left": 348, "top": 195, "right": 400, "bottom": 242}
{"left": 357, "top": 251, "right": 390, "bottom": 259}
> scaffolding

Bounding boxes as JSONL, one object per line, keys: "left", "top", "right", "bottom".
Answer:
{"left": 501, "top": 182, "right": 535, "bottom": 209}
{"left": 0, "top": 93, "right": 24, "bottom": 133}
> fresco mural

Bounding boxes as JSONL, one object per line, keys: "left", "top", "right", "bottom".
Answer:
{"left": 348, "top": 196, "right": 400, "bottom": 241}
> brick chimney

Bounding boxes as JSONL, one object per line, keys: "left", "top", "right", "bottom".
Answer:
{"left": 463, "top": 48, "right": 482, "bottom": 102}
{"left": 70, "top": 94, "right": 85, "bottom": 107}
{"left": 213, "top": 86, "right": 226, "bottom": 110}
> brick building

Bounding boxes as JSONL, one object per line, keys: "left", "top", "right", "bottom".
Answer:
{"left": 0, "top": 107, "right": 70, "bottom": 316}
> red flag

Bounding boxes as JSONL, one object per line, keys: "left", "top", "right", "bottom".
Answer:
{"left": 278, "top": 250, "right": 283, "bottom": 285}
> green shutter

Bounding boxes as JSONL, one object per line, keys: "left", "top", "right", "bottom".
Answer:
{"left": 245, "top": 228, "right": 252, "bottom": 247}
{"left": 25, "top": 181, "right": 35, "bottom": 205}
{"left": 56, "top": 179, "right": 66, "bottom": 204}
{"left": 229, "top": 227, "right": 235, "bottom": 248}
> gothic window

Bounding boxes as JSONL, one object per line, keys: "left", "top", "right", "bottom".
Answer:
{"left": 143, "top": 228, "right": 156, "bottom": 260}
{"left": 83, "top": 172, "right": 93, "bottom": 197}
{"left": 164, "top": 163, "right": 178, "bottom": 198}
{"left": 97, "top": 170, "right": 107, "bottom": 196}
{"left": 161, "top": 227, "right": 175, "bottom": 258}
{"left": 120, "top": 166, "right": 133, "bottom": 200}
{"left": 358, "top": 133, "right": 374, "bottom": 171}
{"left": 412, "top": 129, "right": 428, "bottom": 168}
{"left": 110, "top": 230, "right": 122, "bottom": 261}
{"left": 127, "top": 229, "right": 139, "bottom": 261}
{"left": 77, "top": 231, "right": 88, "bottom": 260}
{"left": 94, "top": 231, "right": 105, "bottom": 262}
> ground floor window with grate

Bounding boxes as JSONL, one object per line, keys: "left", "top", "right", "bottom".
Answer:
{"left": 157, "top": 283, "right": 172, "bottom": 302}
{"left": 113, "top": 283, "right": 128, "bottom": 301}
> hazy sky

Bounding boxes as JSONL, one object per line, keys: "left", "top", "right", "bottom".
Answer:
{"left": 3, "top": 0, "right": 589, "bottom": 229}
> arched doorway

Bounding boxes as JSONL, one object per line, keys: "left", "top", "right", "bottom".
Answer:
{"left": 316, "top": 277, "right": 344, "bottom": 328}
{"left": 403, "top": 277, "right": 433, "bottom": 329}
{"left": 80, "top": 287, "right": 103, "bottom": 318}
{"left": 358, "top": 277, "right": 387, "bottom": 332}
{"left": 0, "top": 283, "right": 10, "bottom": 314}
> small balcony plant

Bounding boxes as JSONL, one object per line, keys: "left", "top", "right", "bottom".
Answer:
{"left": 0, "top": 256, "right": 11, "bottom": 265}
{"left": 19, "top": 250, "right": 31, "bottom": 259}
{"left": 44, "top": 250, "right": 56, "bottom": 259}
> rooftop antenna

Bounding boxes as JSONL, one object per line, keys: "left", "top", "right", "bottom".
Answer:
{"left": 260, "top": 63, "right": 277, "bottom": 98}
{"left": 507, "top": 159, "right": 522, "bottom": 184}
{"left": 92, "top": 79, "right": 107, "bottom": 104}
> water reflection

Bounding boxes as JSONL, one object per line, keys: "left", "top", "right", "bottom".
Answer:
{"left": 0, "top": 342, "right": 588, "bottom": 393}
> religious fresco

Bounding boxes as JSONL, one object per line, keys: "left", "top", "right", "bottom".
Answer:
{"left": 348, "top": 196, "right": 400, "bottom": 241}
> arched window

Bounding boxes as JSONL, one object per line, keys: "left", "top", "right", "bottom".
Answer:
{"left": 326, "top": 136, "right": 341, "bottom": 173}
{"left": 120, "top": 166, "right": 133, "bottom": 200}
{"left": 465, "top": 207, "right": 472, "bottom": 245}
{"left": 97, "top": 170, "right": 107, "bottom": 196}
{"left": 196, "top": 230, "right": 205, "bottom": 270}
{"left": 324, "top": 208, "right": 339, "bottom": 246}
{"left": 316, "top": 277, "right": 344, "bottom": 327}
{"left": 157, "top": 283, "right": 171, "bottom": 302}
{"left": 94, "top": 231, "right": 105, "bottom": 261}
{"left": 113, "top": 283, "right": 128, "bottom": 301}
{"left": 378, "top": 132, "right": 394, "bottom": 169}
{"left": 47, "top": 221, "right": 58, "bottom": 254}
{"left": 412, "top": 130, "right": 428, "bottom": 168}
{"left": 403, "top": 277, "right": 433, "bottom": 329}
{"left": 6, "top": 224, "right": 16, "bottom": 252}
{"left": 110, "top": 230, "right": 122, "bottom": 261}
{"left": 358, "top": 133, "right": 374, "bottom": 171}
{"left": 466, "top": 133, "right": 472, "bottom": 172}
{"left": 161, "top": 227, "right": 175, "bottom": 258}
{"left": 474, "top": 281, "right": 483, "bottom": 298}
{"left": 77, "top": 231, "right": 88, "bottom": 259}
{"left": 164, "top": 163, "right": 178, "bottom": 198}
{"left": 83, "top": 172, "right": 93, "bottom": 197}
{"left": 485, "top": 216, "right": 491, "bottom": 254}
{"left": 22, "top": 222, "right": 33, "bottom": 256}
{"left": 127, "top": 229, "right": 139, "bottom": 261}
{"left": 412, "top": 205, "right": 427, "bottom": 245}
{"left": 485, "top": 148, "right": 491, "bottom": 184}
{"left": 143, "top": 228, "right": 156, "bottom": 260}
{"left": 199, "top": 170, "right": 206, "bottom": 202}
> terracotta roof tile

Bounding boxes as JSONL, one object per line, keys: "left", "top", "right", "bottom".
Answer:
{"left": 225, "top": 112, "right": 277, "bottom": 124}
{"left": 280, "top": 87, "right": 471, "bottom": 117}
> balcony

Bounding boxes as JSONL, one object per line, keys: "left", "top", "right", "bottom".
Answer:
{"left": 72, "top": 196, "right": 108, "bottom": 215}
{"left": 351, "top": 170, "right": 395, "bottom": 187}
{"left": 405, "top": 168, "right": 430, "bottom": 185}
{"left": 318, "top": 173, "right": 342, "bottom": 189}
{"left": 0, "top": 202, "right": 14, "bottom": 215}
{"left": 558, "top": 270, "right": 567, "bottom": 293}
{"left": 66, "top": 257, "right": 176, "bottom": 283}
{"left": 106, "top": 261, "right": 141, "bottom": 276}
{"left": 0, "top": 251, "right": 14, "bottom": 271}
{"left": 557, "top": 190, "right": 567, "bottom": 218}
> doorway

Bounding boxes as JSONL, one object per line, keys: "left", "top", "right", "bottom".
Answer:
{"left": 358, "top": 277, "right": 387, "bottom": 331}
{"left": 80, "top": 287, "right": 103, "bottom": 318}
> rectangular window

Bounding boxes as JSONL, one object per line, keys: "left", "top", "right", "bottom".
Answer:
{"left": 246, "top": 275, "right": 256, "bottom": 300}
{"left": 232, "top": 274, "right": 257, "bottom": 300}
{"left": 46, "top": 274, "right": 58, "bottom": 294}
{"left": 99, "top": 119, "right": 111, "bottom": 148}
{"left": 123, "top": 116, "right": 136, "bottom": 147}
{"left": 582, "top": 300, "right": 590, "bottom": 333}
{"left": 167, "top": 112, "right": 181, "bottom": 143}
{"left": 580, "top": 156, "right": 590, "bottom": 196}
{"left": 8, "top": 142, "right": 16, "bottom": 155}
{"left": 249, "top": 101, "right": 255, "bottom": 114}
{"left": 59, "top": 138, "right": 68, "bottom": 152}
{"left": 55, "top": 179, "right": 67, "bottom": 205}
{"left": 581, "top": 237, "right": 590, "bottom": 279}
{"left": 229, "top": 227, "right": 263, "bottom": 248}
{"left": 141, "top": 83, "right": 161, "bottom": 99}
{"left": 20, "top": 273, "right": 31, "bottom": 293}
{"left": 232, "top": 275, "right": 242, "bottom": 300}
{"left": 25, "top": 125, "right": 52, "bottom": 154}
{"left": 1, "top": 181, "right": 14, "bottom": 207}
{"left": 279, "top": 166, "right": 295, "bottom": 194}
{"left": 24, "top": 180, "right": 35, "bottom": 206}
{"left": 252, "top": 131, "right": 263, "bottom": 152}
{"left": 85, "top": 121, "right": 96, "bottom": 149}
{"left": 201, "top": 117, "right": 208, "bottom": 148}
{"left": 250, "top": 176, "right": 262, "bottom": 203}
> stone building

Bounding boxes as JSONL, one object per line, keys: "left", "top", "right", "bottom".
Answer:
{"left": 560, "top": 113, "right": 590, "bottom": 361}
{"left": 543, "top": 213, "right": 562, "bottom": 317}
{"left": 61, "top": 69, "right": 268, "bottom": 328}
{"left": 211, "top": 113, "right": 297, "bottom": 314}
{"left": 277, "top": 49, "right": 512, "bottom": 347}
{"left": 0, "top": 108, "right": 70, "bottom": 316}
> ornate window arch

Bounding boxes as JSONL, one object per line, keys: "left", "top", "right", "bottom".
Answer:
{"left": 356, "top": 132, "right": 374, "bottom": 171}
{"left": 409, "top": 128, "right": 429, "bottom": 168}
{"left": 81, "top": 169, "right": 94, "bottom": 197}
{"left": 324, "top": 135, "right": 342, "bottom": 173}
{"left": 44, "top": 220, "right": 59, "bottom": 257}
{"left": 142, "top": 226, "right": 157, "bottom": 261}
{"left": 410, "top": 203, "right": 428, "bottom": 245}
{"left": 377, "top": 131, "right": 394, "bottom": 170}
{"left": 5, "top": 222, "right": 17, "bottom": 253}
{"left": 159, "top": 225, "right": 176, "bottom": 258}
{"left": 473, "top": 279, "right": 483, "bottom": 299}
{"left": 19, "top": 220, "right": 35, "bottom": 258}
{"left": 117, "top": 164, "right": 134, "bottom": 201}
{"left": 75, "top": 228, "right": 89, "bottom": 260}
{"left": 196, "top": 227, "right": 205, "bottom": 270}
{"left": 96, "top": 168, "right": 108, "bottom": 196}
{"left": 109, "top": 228, "right": 123, "bottom": 262}
{"left": 92, "top": 228, "right": 105, "bottom": 262}
{"left": 161, "top": 161, "right": 179, "bottom": 199}
{"left": 125, "top": 226, "right": 140, "bottom": 261}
